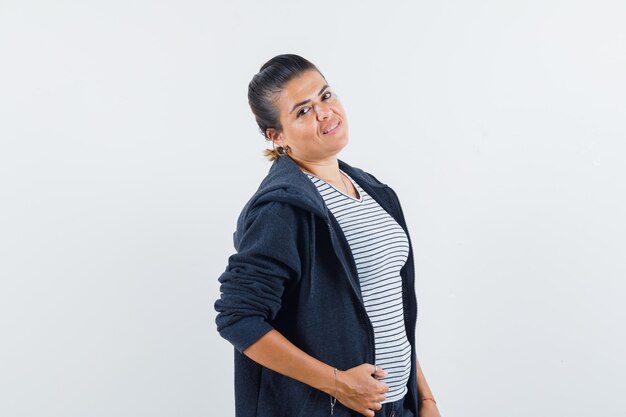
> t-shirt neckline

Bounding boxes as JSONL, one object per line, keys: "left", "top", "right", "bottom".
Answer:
{"left": 305, "top": 170, "right": 364, "bottom": 203}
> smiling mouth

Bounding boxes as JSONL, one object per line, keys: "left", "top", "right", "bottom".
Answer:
{"left": 323, "top": 121, "right": 340, "bottom": 135}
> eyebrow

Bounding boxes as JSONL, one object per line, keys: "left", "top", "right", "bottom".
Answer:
{"left": 290, "top": 84, "right": 330, "bottom": 114}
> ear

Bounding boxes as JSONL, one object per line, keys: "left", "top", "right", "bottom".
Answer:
{"left": 265, "top": 128, "right": 286, "bottom": 147}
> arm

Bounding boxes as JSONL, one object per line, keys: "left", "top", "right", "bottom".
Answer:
{"left": 244, "top": 329, "right": 389, "bottom": 417}
{"left": 416, "top": 356, "right": 442, "bottom": 416}
{"left": 215, "top": 203, "right": 388, "bottom": 417}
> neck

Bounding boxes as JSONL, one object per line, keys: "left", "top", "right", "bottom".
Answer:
{"left": 290, "top": 155, "right": 342, "bottom": 183}
{"left": 291, "top": 155, "right": 357, "bottom": 198}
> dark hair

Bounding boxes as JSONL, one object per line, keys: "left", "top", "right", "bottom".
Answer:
{"left": 247, "top": 54, "right": 325, "bottom": 160}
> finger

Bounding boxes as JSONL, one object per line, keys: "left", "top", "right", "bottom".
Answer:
{"left": 370, "top": 401, "right": 383, "bottom": 411}
{"left": 375, "top": 381, "right": 389, "bottom": 393}
{"left": 372, "top": 365, "right": 388, "bottom": 378}
{"left": 363, "top": 363, "right": 378, "bottom": 376}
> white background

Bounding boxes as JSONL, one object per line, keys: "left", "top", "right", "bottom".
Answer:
{"left": 1, "top": 1, "right": 625, "bottom": 416}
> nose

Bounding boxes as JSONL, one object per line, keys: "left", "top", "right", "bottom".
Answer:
{"left": 314, "top": 103, "right": 332, "bottom": 120}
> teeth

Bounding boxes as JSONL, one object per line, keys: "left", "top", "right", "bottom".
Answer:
{"left": 324, "top": 122, "right": 339, "bottom": 134}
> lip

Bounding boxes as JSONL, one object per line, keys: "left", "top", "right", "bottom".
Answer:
{"left": 322, "top": 120, "right": 341, "bottom": 135}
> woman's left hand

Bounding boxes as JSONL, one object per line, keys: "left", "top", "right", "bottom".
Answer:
{"left": 419, "top": 400, "right": 441, "bottom": 417}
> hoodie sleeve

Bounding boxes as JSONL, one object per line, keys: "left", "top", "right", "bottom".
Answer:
{"left": 214, "top": 201, "right": 303, "bottom": 353}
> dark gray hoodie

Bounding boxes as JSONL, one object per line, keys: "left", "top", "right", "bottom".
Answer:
{"left": 214, "top": 155, "right": 419, "bottom": 417}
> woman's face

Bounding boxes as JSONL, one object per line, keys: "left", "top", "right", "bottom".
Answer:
{"left": 269, "top": 69, "right": 349, "bottom": 162}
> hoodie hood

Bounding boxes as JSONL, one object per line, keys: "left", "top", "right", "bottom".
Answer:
{"left": 234, "top": 156, "right": 389, "bottom": 248}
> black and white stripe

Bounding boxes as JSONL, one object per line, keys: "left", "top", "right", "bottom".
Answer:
{"left": 306, "top": 171, "right": 411, "bottom": 403}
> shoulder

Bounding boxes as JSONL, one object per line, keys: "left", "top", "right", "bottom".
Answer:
{"left": 234, "top": 199, "right": 311, "bottom": 246}
{"left": 245, "top": 200, "right": 306, "bottom": 227}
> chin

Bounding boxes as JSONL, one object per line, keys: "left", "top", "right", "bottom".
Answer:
{"left": 336, "top": 134, "right": 349, "bottom": 150}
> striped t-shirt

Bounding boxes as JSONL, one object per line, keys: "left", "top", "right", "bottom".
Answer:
{"left": 305, "top": 170, "right": 412, "bottom": 403}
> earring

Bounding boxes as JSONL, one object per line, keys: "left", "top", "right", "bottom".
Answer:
{"left": 273, "top": 141, "right": 290, "bottom": 155}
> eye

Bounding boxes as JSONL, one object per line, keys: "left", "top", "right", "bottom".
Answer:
{"left": 296, "top": 92, "right": 333, "bottom": 118}
{"left": 297, "top": 107, "right": 311, "bottom": 117}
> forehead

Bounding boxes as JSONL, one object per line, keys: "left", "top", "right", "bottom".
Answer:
{"left": 277, "top": 70, "right": 326, "bottom": 108}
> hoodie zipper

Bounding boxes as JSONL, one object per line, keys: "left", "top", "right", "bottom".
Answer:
{"left": 385, "top": 187, "right": 418, "bottom": 324}
{"left": 325, "top": 219, "right": 377, "bottom": 365}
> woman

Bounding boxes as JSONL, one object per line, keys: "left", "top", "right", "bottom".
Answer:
{"left": 214, "top": 54, "right": 440, "bottom": 417}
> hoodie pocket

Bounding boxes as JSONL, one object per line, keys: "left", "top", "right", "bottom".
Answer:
{"left": 295, "top": 386, "right": 320, "bottom": 417}
{"left": 296, "top": 386, "right": 353, "bottom": 417}
{"left": 257, "top": 368, "right": 328, "bottom": 417}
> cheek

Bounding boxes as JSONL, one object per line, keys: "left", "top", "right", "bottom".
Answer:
{"left": 297, "top": 118, "right": 318, "bottom": 134}
{"left": 333, "top": 102, "right": 346, "bottom": 116}
{"left": 285, "top": 120, "right": 317, "bottom": 145}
